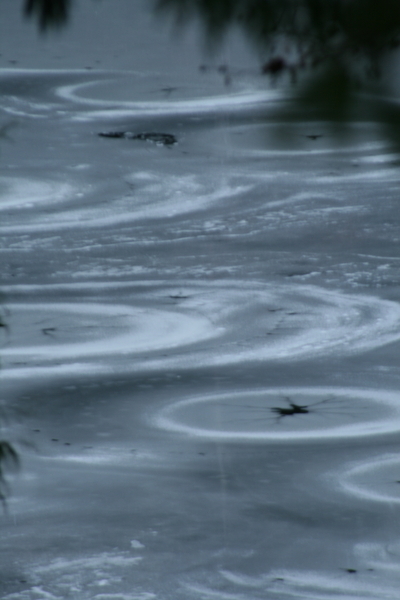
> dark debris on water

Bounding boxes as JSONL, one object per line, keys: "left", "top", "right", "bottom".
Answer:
{"left": 98, "top": 131, "right": 177, "bottom": 146}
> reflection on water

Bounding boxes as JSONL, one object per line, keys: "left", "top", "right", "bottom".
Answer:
{"left": 24, "top": 0, "right": 71, "bottom": 30}
{"left": 0, "top": 240, "right": 18, "bottom": 510}
{"left": 20, "top": 0, "right": 400, "bottom": 142}
{"left": 154, "top": 0, "right": 400, "bottom": 144}
{"left": 0, "top": 441, "right": 19, "bottom": 507}
{"left": 154, "top": 0, "right": 400, "bottom": 67}
{"left": 2, "top": 60, "right": 400, "bottom": 598}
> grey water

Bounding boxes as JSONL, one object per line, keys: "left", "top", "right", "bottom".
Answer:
{"left": 2, "top": 1, "right": 400, "bottom": 599}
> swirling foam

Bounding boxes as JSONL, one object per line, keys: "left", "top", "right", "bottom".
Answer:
{"left": 2, "top": 551, "right": 151, "bottom": 600}
{"left": 0, "top": 172, "right": 251, "bottom": 233}
{"left": 1, "top": 301, "right": 216, "bottom": 371}
{"left": 3, "top": 282, "right": 400, "bottom": 377}
{"left": 139, "top": 283, "right": 400, "bottom": 370}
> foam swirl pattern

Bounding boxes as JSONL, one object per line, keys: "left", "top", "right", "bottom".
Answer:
{"left": 1, "top": 27, "right": 400, "bottom": 600}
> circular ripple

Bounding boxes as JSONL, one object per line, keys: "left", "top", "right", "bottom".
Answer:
{"left": 338, "top": 454, "right": 400, "bottom": 504}
{"left": 154, "top": 388, "right": 400, "bottom": 442}
{"left": 1, "top": 302, "right": 216, "bottom": 367}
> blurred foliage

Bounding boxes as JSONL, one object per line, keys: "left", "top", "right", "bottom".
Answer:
{"left": 154, "top": 0, "right": 400, "bottom": 72}
{"left": 154, "top": 0, "right": 400, "bottom": 141}
{"left": 24, "top": 0, "right": 71, "bottom": 31}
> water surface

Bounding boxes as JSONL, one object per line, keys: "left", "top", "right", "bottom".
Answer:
{"left": 1, "top": 2, "right": 400, "bottom": 599}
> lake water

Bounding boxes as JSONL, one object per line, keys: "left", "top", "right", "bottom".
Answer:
{"left": 2, "top": 1, "right": 400, "bottom": 599}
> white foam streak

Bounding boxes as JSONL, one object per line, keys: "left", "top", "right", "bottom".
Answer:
{"left": 315, "top": 168, "right": 400, "bottom": 183}
{"left": 94, "top": 594, "right": 156, "bottom": 600}
{"left": 56, "top": 80, "right": 275, "bottom": 119}
{"left": 0, "top": 177, "right": 75, "bottom": 211}
{"left": 186, "top": 584, "right": 249, "bottom": 600}
{"left": 186, "top": 569, "right": 391, "bottom": 600}
{"left": 0, "top": 175, "right": 250, "bottom": 233}
{"left": 36, "top": 554, "right": 142, "bottom": 573}
{"left": 355, "top": 541, "right": 400, "bottom": 574}
{"left": 337, "top": 454, "right": 400, "bottom": 504}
